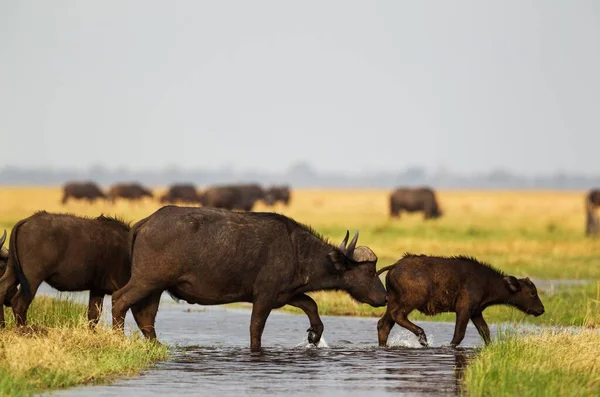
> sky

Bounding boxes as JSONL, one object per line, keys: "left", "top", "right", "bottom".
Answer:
{"left": 1, "top": 1, "right": 599, "bottom": 175}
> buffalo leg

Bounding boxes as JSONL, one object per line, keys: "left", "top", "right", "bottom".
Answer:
{"left": 88, "top": 291, "right": 104, "bottom": 328}
{"left": 112, "top": 282, "right": 155, "bottom": 334}
{"left": 450, "top": 310, "right": 471, "bottom": 347}
{"left": 287, "top": 294, "right": 324, "bottom": 345}
{"left": 471, "top": 313, "right": 491, "bottom": 344}
{"left": 131, "top": 291, "right": 162, "bottom": 339}
{"left": 395, "top": 311, "right": 428, "bottom": 347}
{"left": 250, "top": 301, "right": 272, "bottom": 352}
{"left": 377, "top": 311, "right": 395, "bottom": 346}
{"left": 11, "top": 278, "right": 42, "bottom": 327}
{"left": 0, "top": 266, "right": 18, "bottom": 327}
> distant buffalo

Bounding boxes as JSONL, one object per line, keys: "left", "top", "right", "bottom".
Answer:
{"left": 389, "top": 187, "right": 442, "bottom": 219}
{"left": 160, "top": 184, "right": 201, "bottom": 204}
{"left": 585, "top": 189, "right": 600, "bottom": 236}
{"left": 111, "top": 206, "right": 387, "bottom": 351}
{"left": 200, "top": 184, "right": 265, "bottom": 211}
{"left": 108, "top": 183, "right": 153, "bottom": 203}
{"left": 0, "top": 212, "right": 131, "bottom": 327}
{"left": 61, "top": 182, "right": 106, "bottom": 204}
{"left": 376, "top": 254, "right": 544, "bottom": 347}
{"left": 264, "top": 186, "right": 291, "bottom": 206}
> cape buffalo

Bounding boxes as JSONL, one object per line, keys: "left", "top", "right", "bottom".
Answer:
{"left": 112, "top": 206, "right": 388, "bottom": 351}
{"left": 264, "top": 186, "right": 291, "bottom": 207}
{"left": 389, "top": 187, "right": 442, "bottom": 219}
{"left": 160, "top": 184, "right": 201, "bottom": 204}
{"left": 376, "top": 254, "right": 545, "bottom": 347}
{"left": 585, "top": 189, "right": 600, "bottom": 236}
{"left": 0, "top": 212, "right": 131, "bottom": 327}
{"left": 0, "top": 230, "right": 16, "bottom": 308}
{"left": 61, "top": 182, "right": 106, "bottom": 204}
{"left": 199, "top": 184, "right": 265, "bottom": 211}
{"left": 108, "top": 183, "right": 153, "bottom": 203}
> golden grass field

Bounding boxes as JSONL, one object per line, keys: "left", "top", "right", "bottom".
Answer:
{"left": 0, "top": 187, "right": 597, "bottom": 279}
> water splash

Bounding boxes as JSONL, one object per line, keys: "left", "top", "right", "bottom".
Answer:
{"left": 386, "top": 330, "right": 431, "bottom": 348}
{"left": 295, "top": 335, "right": 329, "bottom": 349}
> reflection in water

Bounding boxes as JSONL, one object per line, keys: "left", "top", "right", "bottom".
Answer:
{"left": 39, "top": 286, "right": 489, "bottom": 397}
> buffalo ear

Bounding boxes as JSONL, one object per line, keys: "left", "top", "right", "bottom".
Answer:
{"left": 327, "top": 250, "right": 349, "bottom": 272}
{"left": 504, "top": 276, "right": 521, "bottom": 293}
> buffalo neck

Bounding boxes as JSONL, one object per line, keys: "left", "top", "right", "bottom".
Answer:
{"left": 480, "top": 277, "right": 516, "bottom": 310}
{"left": 291, "top": 231, "right": 342, "bottom": 293}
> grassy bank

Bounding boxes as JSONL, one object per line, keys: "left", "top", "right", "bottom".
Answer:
{"left": 464, "top": 330, "right": 600, "bottom": 397}
{"left": 0, "top": 297, "right": 167, "bottom": 397}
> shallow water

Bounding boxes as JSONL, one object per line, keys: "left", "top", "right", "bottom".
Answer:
{"left": 35, "top": 284, "right": 493, "bottom": 397}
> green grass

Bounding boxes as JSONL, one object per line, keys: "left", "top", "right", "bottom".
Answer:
{"left": 0, "top": 297, "right": 168, "bottom": 397}
{"left": 464, "top": 330, "right": 600, "bottom": 397}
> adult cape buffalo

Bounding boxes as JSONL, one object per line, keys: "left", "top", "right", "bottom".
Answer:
{"left": 112, "top": 206, "right": 388, "bottom": 352}
{"left": 0, "top": 212, "right": 131, "bottom": 327}
{"left": 199, "top": 184, "right": 265, "bottom": 211}
{"left": 108, "top": 183, "right": 153, "bottom": 203}
{"left": 389, "top": 187, "right": 442, "bottom": 219}
{"left": 585, "top": 189, "right": 600, "bottom": 236}
{"left": 61, "top": 182, "right": 106, "bottom": 204}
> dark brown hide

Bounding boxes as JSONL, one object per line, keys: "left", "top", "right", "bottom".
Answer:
{"left": 112, "top": 206, "right": 387, "bottom": 352}
{"left": 0, "top": 212, "right": 131, "bottom": 327}
{"left": 377, "top": 254, "right": 544, "bottom": 347}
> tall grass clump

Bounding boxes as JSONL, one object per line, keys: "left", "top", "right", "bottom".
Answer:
{"left": 0, "top": 297, "right": 168, "bottom": 396}
{"left": 464, "top": 330, "right": 600, "bottom": 397}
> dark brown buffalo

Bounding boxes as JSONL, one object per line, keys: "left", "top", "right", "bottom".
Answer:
{"left": 108, "top": 183, "right": 153, "bottom": 203}
{"left": 0, "top": 212, "right": 131, "bottom": 327}
{"left": 389, "top": 187, "right": 442, "bottom": 219}
{"left": 112, "top": 206, "right": 387, "bottom": 351}
{"left": 0, "top": 230, "right": 16, "bottom": 307}
{"left": 61, "top": 182, "right": 106, "bottom": 204}
{"left": 199, "top": 184, "right": 266, "bottom": 211}
{"left": 159, "top": 184, "right": 201, "bottom": 204}
{"left": 264, "top": 185, "right": 291, "bottom": 206}
{"left": 585, "top": 189, "right": 600, "bottom": 236}
{"left": 376, "top": 254, "right": 544, "bottom": 347}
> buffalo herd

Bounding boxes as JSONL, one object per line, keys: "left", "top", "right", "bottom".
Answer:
{"left": 61, "top": 181, "right": 292, "bottom": 211}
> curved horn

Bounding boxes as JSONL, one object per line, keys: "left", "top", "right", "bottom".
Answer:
{"left": 0, "top": 230, "right": 6, "bottom": 249}
{"left": 346, "top": 231, "right": 359, "bottom": 258}
{"left": 339, "top": 230, "right": 350, "bottom": 250}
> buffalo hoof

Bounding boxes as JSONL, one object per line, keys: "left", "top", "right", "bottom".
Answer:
{"left": 418, "top": 334, "right": 429, "bottom": 347}
{"left": 307, "top": 327, "right": 321, "bottom": 345}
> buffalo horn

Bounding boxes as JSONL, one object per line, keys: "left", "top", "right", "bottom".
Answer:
{"left": 346, "top": 231, "right": 359, "bottom": 258}
{"left": 339, "top": 230, "right": 350, "bottom": 250}
{"left": 0, "top": 230, "right": 6, "bottom": 249}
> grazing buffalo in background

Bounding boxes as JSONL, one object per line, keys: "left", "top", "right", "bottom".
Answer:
{"left": 264, "top": 185, "right": 291, "bottom": 206}
{"left": 112, "top": 206, "right": 388, "bottom": 351}
{"left": 585, "top": 189, "right": 600, "bottom": 236}
{"left": 0, "top": 212, "right": 131, "bottom": 327}
{"left": 199, "top": 184, "right": 266, "bottom": 211}
{"left": 389, "top": 187, "right": 442, "bottom": 219}
{"left": 376, "top": 254, "right": 545, "bottom": 347}
{"left": 108, "top": 183, "right": 153, "bottom": 203}
{"left": 160, "top": 184, "right": 201, "bottom": 204}
{"left": 61, "top": 181, "right": 106, "bottom": 204}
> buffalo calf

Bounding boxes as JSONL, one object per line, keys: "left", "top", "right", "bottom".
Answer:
{"left": 377, "top": 254, "right": 545, "bottom": 347}
{"left": 0, "top": 212, "right": 131, "bottom": 327}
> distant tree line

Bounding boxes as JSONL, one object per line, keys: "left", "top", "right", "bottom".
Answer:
{"left": 1, "top": 163, "right": 599, "bottom": 189}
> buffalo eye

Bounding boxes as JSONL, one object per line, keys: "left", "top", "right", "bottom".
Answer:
{"left": 530, "top": 291, "right": 537, "bottom": 297}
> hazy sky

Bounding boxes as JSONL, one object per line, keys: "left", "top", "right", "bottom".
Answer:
{"left": 1, "top": 1, "right": 599, "bottom": 174}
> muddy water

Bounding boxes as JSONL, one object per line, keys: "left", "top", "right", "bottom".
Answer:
{"left": 38, "top": 284, "right": 495, "bottom": 396}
